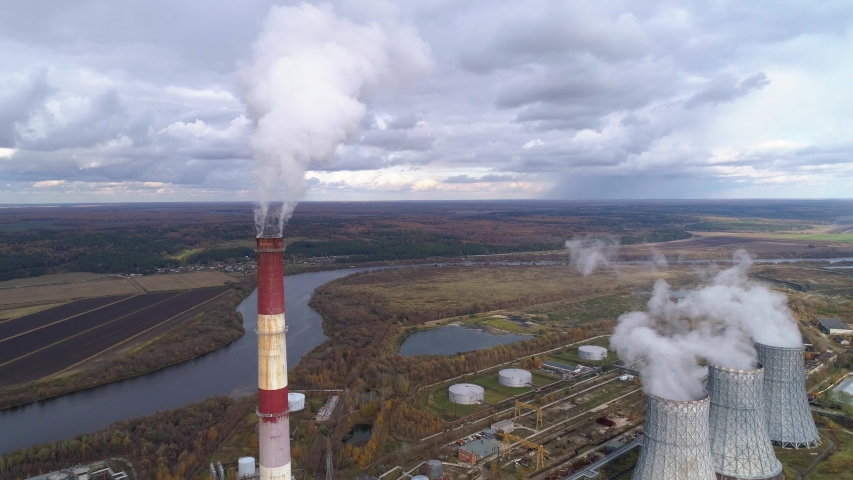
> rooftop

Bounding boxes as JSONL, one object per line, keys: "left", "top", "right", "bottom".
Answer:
{"left": 819, "top": 318, "right": 851, "bottom": 330}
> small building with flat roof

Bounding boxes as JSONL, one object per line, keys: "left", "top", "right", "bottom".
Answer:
{"left": 819, "top": 318, "right": 852, "bottom": 335}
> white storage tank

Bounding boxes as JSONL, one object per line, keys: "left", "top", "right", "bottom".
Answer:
{"left": 498, "top": 368, "right": 532, "bottom": 387}
{"left": 412, "top": 476, "right": 429, "bottom": 480}
{"left": 448, "top": 383, "right": 485, "bottom": 404}
{"left": 238, "top": 457, "right": 256, "bottom": 478}
{"left": 288, "top": 392, "right": 306, "bottom": 412}
{"left": 578, "top": 345, "right": 608, "bottom": 361}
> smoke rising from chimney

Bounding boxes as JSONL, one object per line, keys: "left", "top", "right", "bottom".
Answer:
{"left": 611, "top": 250, "right": 802, "bottom": 401}
{"left": 240, "top": 2, "right": 431, "bottom": 236}
{"left": 564, "top": 237, "right": 620, "bottom": 276}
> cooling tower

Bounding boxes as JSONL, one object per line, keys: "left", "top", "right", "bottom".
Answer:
{"left": 632, "top": 394, "right": 716, "bottom": 480}
{"left": 257, "top": 236, "right": 291, "bottom": 480}
{"left": 708, "top": 365, "right": 783, "bottom": 480}
{"left": 755, "top": 342, "right": 819, "bottom": 449}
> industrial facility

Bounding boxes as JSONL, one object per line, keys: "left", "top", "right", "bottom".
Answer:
{"left": 755, "top": 342, "right": 820, "bottom": 448}
{"left": 631, "top": 394, "right": 716, "bottom": 480}
{"left": 708, "top": 365, "right": 783, "bottom": 480}
{"left": 578, "top": 345, "right": 608, "bottom": 361}
{"left": 498, "top": 368, "right": 532, "bottom": 387}
{"left": 256, "top": 236, "right": 291, "bottom": 480}
{"left": 448, "top": 383, "right": 485, "bottom": 404}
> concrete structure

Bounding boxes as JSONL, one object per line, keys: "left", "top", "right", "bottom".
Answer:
{"left": 708, "top": 365, "right": 783, "bottom": 480}
{"left": 25, "top": 463, "right": 127, "bottom": 480}
{"left": 632, "top": 394, "right": 716, "bottom": 480}
{"left": 835, "top": 377, "right": 853, "bottom": 398}
{"left": 239, "top": 457, "right": 257, "bottom": 478}
{"left": 756, "top": 342, "right": 820, "bottom": 448}
{"left": 288, "top": 393, "right": 305, "bottom": 412}
{"left": 491, "top": 419, "right": 514, "bottom": 433}
{"left": 256, "top": 236, "right": 291, "bottom": 480}
{"left": 498, "top": 368, "right": 532, "bottom": 387}
{"left": 425, "top": 460, "right": 442, "bottom": 479}
{"left": 448, "top": 383, "right": 484, "bottom": 404}
{"left": 819, "top": 318, "right": 852, "bottom": 335}
{"left": 579, "top": 345, "right": 608, "bottom": 361}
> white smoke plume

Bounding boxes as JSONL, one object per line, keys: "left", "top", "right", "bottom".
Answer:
{"left": 611, "top": 250, "right": 803, "bottom": 401}
{"left": 240, "top": 2, "right": 432, "bottom": 236}
{"left": 650, "top": 248, "right": 668, "bottom": 269}
{"left": 565, "top": 237, "right": 620, "bottom": 276}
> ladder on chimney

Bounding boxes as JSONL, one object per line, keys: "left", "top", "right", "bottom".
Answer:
{"left": 325, "top": 436, "right": 334, "bottom": 480}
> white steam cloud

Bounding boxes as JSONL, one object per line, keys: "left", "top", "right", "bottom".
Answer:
{"left": 240, "top": 3, "right": 432, "bottom": 236}
{"left": 565, "top": 237, "right": 620, "bottom": 276}
{"left": 611, "top": 250, "right": 802, "bottom": 401}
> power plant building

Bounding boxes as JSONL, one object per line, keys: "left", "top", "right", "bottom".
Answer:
{"left": 708, "top": 365, "right": 783, "bottom": 480}
{"left": 498, "top": 368, "right": 532, "bottom": 387}
{"left": 755, "top": 342, "right": 820, "bottom": 448}
{"left": 578, "top": 345, "right": 608, "bottom": 361}
{"left": 632, "top": 394, "right": 716, "bottom": 480}
{"left": 448, "top": 383, "right": 485, "bottom": 404}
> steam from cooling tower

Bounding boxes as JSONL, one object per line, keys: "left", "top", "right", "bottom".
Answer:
{"left": 240, "top": 2, "right": 432, "bottom": 236}
{"left": 565, "top": 237, "right": 620, "bottom": 276}
{"left": 611, "top": 250, "right": 803, "bottom": 401}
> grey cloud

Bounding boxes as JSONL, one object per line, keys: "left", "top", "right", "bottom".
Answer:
{"left": 359, "top": 129, "right": 434, "bottom": 152}
{"left": 685, "top": 72, "right": 770, "bottom": 109}
{"left": 444, "top": 174, "right": 515, "bottom": 183}
{"left": 386, "top": 113, "right": 420, "bottom": 129}
{"left": 0, "top": 70, "right": 53, "bottom": 147}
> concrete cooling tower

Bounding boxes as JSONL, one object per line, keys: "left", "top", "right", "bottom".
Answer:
{"left": 755, "top": 342, "right": 819, "bottom": 449}
{"left": 632, "top": 394, "right": 716, "bottom": 480}
{"left": 708, "top": 365, "right": 783, "bottom": 480}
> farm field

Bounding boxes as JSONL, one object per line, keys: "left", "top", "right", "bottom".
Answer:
{"left": 132, "top": 271, "right": 234, "bottom": 291}
{"left": 0, "top": 287, "right": 229, "bottom": 387}
{"left": 0, "top": 272, "right": 112, "bottom": 288}
{"left": 0, "top": 277, "right": 139, "bottom": 305}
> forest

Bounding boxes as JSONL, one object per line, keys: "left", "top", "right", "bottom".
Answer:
{"left": 3, "top": 199, "right": 847, "bottom": 281}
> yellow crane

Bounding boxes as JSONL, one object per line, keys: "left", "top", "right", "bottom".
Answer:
{"left": 499, "top": 432, "right": 547, "bottom": 470}
{"left": 514, "top": 399, "right": 543, "bottom": 429}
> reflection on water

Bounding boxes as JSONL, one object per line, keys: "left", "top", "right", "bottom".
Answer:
{"left": 400, "top": 325, "right": 532, "bottom": 357}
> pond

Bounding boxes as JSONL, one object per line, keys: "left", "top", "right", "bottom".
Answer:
{"left": 344, "top": 424, "right": 373, "bottom": 445}
{"left": 399, "top": 325, "right": 532, "bottom": 357}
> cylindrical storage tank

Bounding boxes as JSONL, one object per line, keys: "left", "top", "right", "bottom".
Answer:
{"left": 238, "top": 457, "right": 256, "bottom": 478}
{"left": 708, "top": 365, "right": 783, "bottom": 480}
{"left": 448, "top": 383, "right": 485, "bottom": 404}
{"left": 579, "top": 345, "right": 608, "bottom": 361}
{"left": 288, "top": 392, "right": 305, "bottom": 412}
{"left": 632, "top": 394, "right": 716, "bottom": 480}
{"left": 425, "top": 459, "right": 442, "bottom": 479}
{"left": 756, "top": 342, "right": 820, "bottom": 448}
{"left": 498, "top": 368, "right": 532, "bottom": 387}
{"left": 412, "top": 476, "right": 429, "bottom": 480}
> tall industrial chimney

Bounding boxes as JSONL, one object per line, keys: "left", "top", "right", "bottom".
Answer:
{"left": 256, "top": 236, "right": 291, "bottom": 480}
{"left": 707, "top": 365, "right": 783, "bottom": 480}
{"left": 632, "top": 394, "right": 716, "bottom": 480}
{"left": 755, "top": 342, "right": 819, "bottom": 449}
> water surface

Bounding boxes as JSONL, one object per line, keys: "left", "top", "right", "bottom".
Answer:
{"left": 400, "top": 325, "right": 532, "bottom": 357}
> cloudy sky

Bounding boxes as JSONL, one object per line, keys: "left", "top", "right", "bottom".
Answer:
{"left": 1, "top": 0, "right": 852, "bottom": 203}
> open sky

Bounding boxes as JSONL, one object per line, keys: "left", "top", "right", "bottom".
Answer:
{"left": 1, "top": 0, "right": 852, "bottom": 203}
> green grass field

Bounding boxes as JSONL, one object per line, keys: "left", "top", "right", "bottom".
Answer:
{"left": 0, "top": 272, "right": 110, "bottom": 288}
{"left": 764, "top": 233, "right": 853, "bottom": 243}
{"left": 474, "top": 375, "right": 532, "bottom": 398}
{"left": 475, "top": 317, "right": 543, "bottom": 334}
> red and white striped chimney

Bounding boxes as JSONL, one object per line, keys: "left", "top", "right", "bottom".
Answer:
{"left": 256, "top": 236, "right": 291, "bottom": 480}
